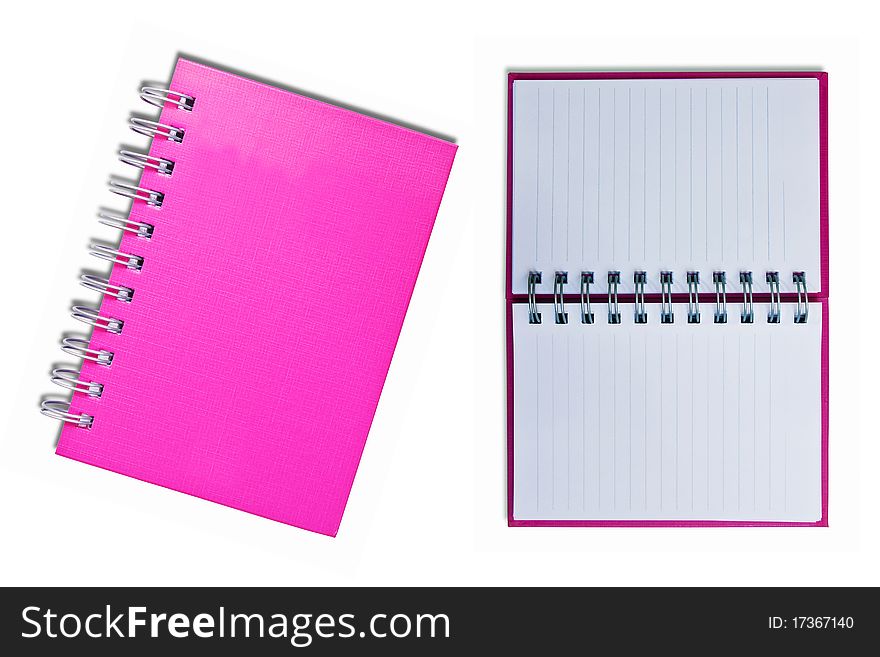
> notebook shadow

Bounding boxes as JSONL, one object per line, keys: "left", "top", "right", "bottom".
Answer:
{"left": 162, "top": 52, "right": 458, "bottom": 144}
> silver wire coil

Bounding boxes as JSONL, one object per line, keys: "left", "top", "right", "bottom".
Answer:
{"left": 51, "top": 368, "right": 103, "bottom": 398}
{"left": 793, "top": 272, "right": 809, "bottom": 324}
{"left": 129, "top": 117, "right": 184, "bottom": 142}
{"left": 71, "top": 306, "right": 123, "bottom": 334}
{"left": 633, "top": 271, "right": 647, "bottom": 324}
{"left": 580, "top": 271, "right": 594, "bottom": 324}
{"left": 97, "top": 211, "right": 154, "bottom": 239}
{"left": 118, "top": 150, "right": 175, "bottom": 176}
{"left": 686, "top": 272, "right": 701, "bottom": 324}
{"left": 607, "top": 271, "right": 621, "bottom": 324}
{"left": 713, "top": 271, "right": 728, "bottom": 324}
{"left": 553, "top": 272, "right": 568, "bottom": 324}
{"left": 108, "top": 180, "right": 164, "bottom": 207}
{"left": 80, "top": 274, "right": 134, "bottom": 302}
{"left": 766, "top": 271, "right": 781, "bottom": 324}
{"left": 40, "top": 400, "right": 93, "bottom": 428}
{"left": 140, "top": 86, "right": 195, "bottom": 111}
{"left": 61, "top": 337, "right": 114, "bottom": 366}
{"left": 740, "top": 272, "right": 754, "bottom": 324}
{"left": 89, "top": 244, "right": 143, "bottom": 271}
{"left": 528, "top": 271, "right": 542, "bottom": 324}
{"left": 521, "top": 269, "right": 810, "bottom": 326}
{"left": 660, "top": 272, "right": 674, "bottom": 324}
{"left": 43, "top": 84, "right": 190, "bottom": 429}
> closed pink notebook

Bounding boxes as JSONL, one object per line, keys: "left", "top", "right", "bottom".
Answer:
{"left": 52, "top": 58, "right": 456, "bottom": 536}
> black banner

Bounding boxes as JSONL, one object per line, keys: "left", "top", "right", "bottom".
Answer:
{"left": 0, "top": 587, "right": 871, "bottom": 654}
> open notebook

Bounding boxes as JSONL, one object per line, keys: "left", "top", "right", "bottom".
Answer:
{"left": 42, "top": 58, "right": 456, "bottom": 536}
{"left": 506, "top": 72, "right": 828, "bottom": 526}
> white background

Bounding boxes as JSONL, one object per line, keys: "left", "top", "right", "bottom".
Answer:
{"left": 0, "top": 0, "right": 875, "bottom": 586}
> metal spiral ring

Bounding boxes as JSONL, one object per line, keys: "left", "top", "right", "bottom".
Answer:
{"left": 140, "top": 87, "right": 195, "bottom": 111}
{"left": 607, "top": 271, "right": 621, "bottom": 324}
{"left": 71, "top": 306, "right": 123, "bottom": 334}
{"left": 580, "top": 271, "right": 594, "bottom": 324}
{"left": 51, "top": 368, "right": 104, "bottom": 397}
{"left": 527, "top": 271, "right": 542, "bottom": 324}
{"left": 118, "top": 150, "right": 175, "bottom": 176}
{"left": 80, "top": 274, "right": 134, "bottom": 302}
{"left": 793, "top": 272, "right": 809, "bottom": 324}
{"left": 89, "top": 244, "right": 143, "bottom": 271}
{"left": 98, "top": 211, "right": 154, "bottom": 239}
{"left": 660, "top": 272, "right": 674, "bottom": 324}
{"left": 739, "top": 272, "right": 754, "bottom": 324}
{"left": 686, "top": 271, "right": 701, "bottom": 324}
{"left": 40, "top": 400, "right": 93, "bottom": 428}
{"left": 633, "top": 271, "right": 647, "bottom": 324}
{"left": 713, "top": 271, "right": 728, "bottom": 324}
{"left": 109, "top": 180, "right": 164, "bottom": 207}
{"left": 766, "top": 271, "right": 781, "bottom": 324}
{"left": 129, "top": 117, "right": 184, "bottom": 143}
{"left": 553, "top": 272, "right": 568, "bottom": 324}
{"left": 61, "top": 337, "right": 114, "bottom": 366}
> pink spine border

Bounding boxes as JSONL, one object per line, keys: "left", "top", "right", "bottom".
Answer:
{"left": 506, "top": 71, "right": 829, "bottom": 527}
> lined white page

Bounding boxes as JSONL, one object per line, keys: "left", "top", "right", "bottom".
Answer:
{"left": 512, "top": 302, "right": 823, "bottom": 522}
{"left": 511, "top": 78, "right": 821, "bottom": 295}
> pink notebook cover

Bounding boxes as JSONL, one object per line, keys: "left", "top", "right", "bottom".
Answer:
{"left": 56, "top": 58, "right": 456, "bottom": 536}
{"left": 506, "top": 71, "right": 829, "bottom": 527}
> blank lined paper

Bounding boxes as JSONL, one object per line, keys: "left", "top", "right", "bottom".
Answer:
{"left": 511, "top": 78, "right": 821, "bottom": 295}
{"left": 512, "top": 303, "right": 823, "bottom": 522}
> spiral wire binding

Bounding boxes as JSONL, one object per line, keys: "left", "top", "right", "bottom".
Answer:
{"left": 580, "top": 272, "right": 594, "bottom": 324}
{"left": 139, "top": 87, "right": 195, "bottom": 111}
{"left": 686, "top": 271, "right": 701, "bottom": 324}
{"left": 739, "top": 272, "right": 754, "bottom": 324}
{"left": 633, "top": 271, "right": 647, "bottom": 324}
{"left": 42, "top": 84, "right": 193, "bottom": 429}
{"left": 71, "top": 305, "right": 124, "bottom": 334}
{"left": 40, "top": 400, "right": 93, "bottom": 428}
{"left": 527, "top": 271, "right": 542, "bottom": 324}
{"left": 766, "top": 271, "right": 781, "bottom": 324}
{"left": 521, "top": 268, "right": 811, "bottom": 326}
{"left": 89, "top": 244, "right": 144, "bottom": 270}
{"left": 129, "top": 117, "right": 185, "bottom": 143}
{"left": 713, "top": 271, "right": 728, "bottom": 324}
{"left": 80, "top": 274, "right": 134, "bottom": 302}
{"left": 60, "top": 337, "right": 114, "bottom": 366}
{"left": 98, "top": 211, "right": 154, "bottom": 239}
{"left": 607, "top": 271, "right": 621, "bottom": 324}
{"left": 108, "top": 180, "right": 164, "bottom": 207}
{"left": 660, "top": 272, "right": 674, "bottom": 324}
{"left": 793, "top": 272, "right": 809, "bottom": 324}
{"left": 118, "top": 150, "right": 175, "bottom": 176}
{"left": 553, "top": 272, "right": 568, "bottom": 324}
{"left": 51, "top": 368, "right": 104, "bottom": 398}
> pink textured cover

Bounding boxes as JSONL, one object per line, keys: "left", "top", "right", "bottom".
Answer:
{"left": 506, "top": 71, "right": 828, "bottom": 527}
{"left": 57, "top": 58, "right": 456, "bottom": 536}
